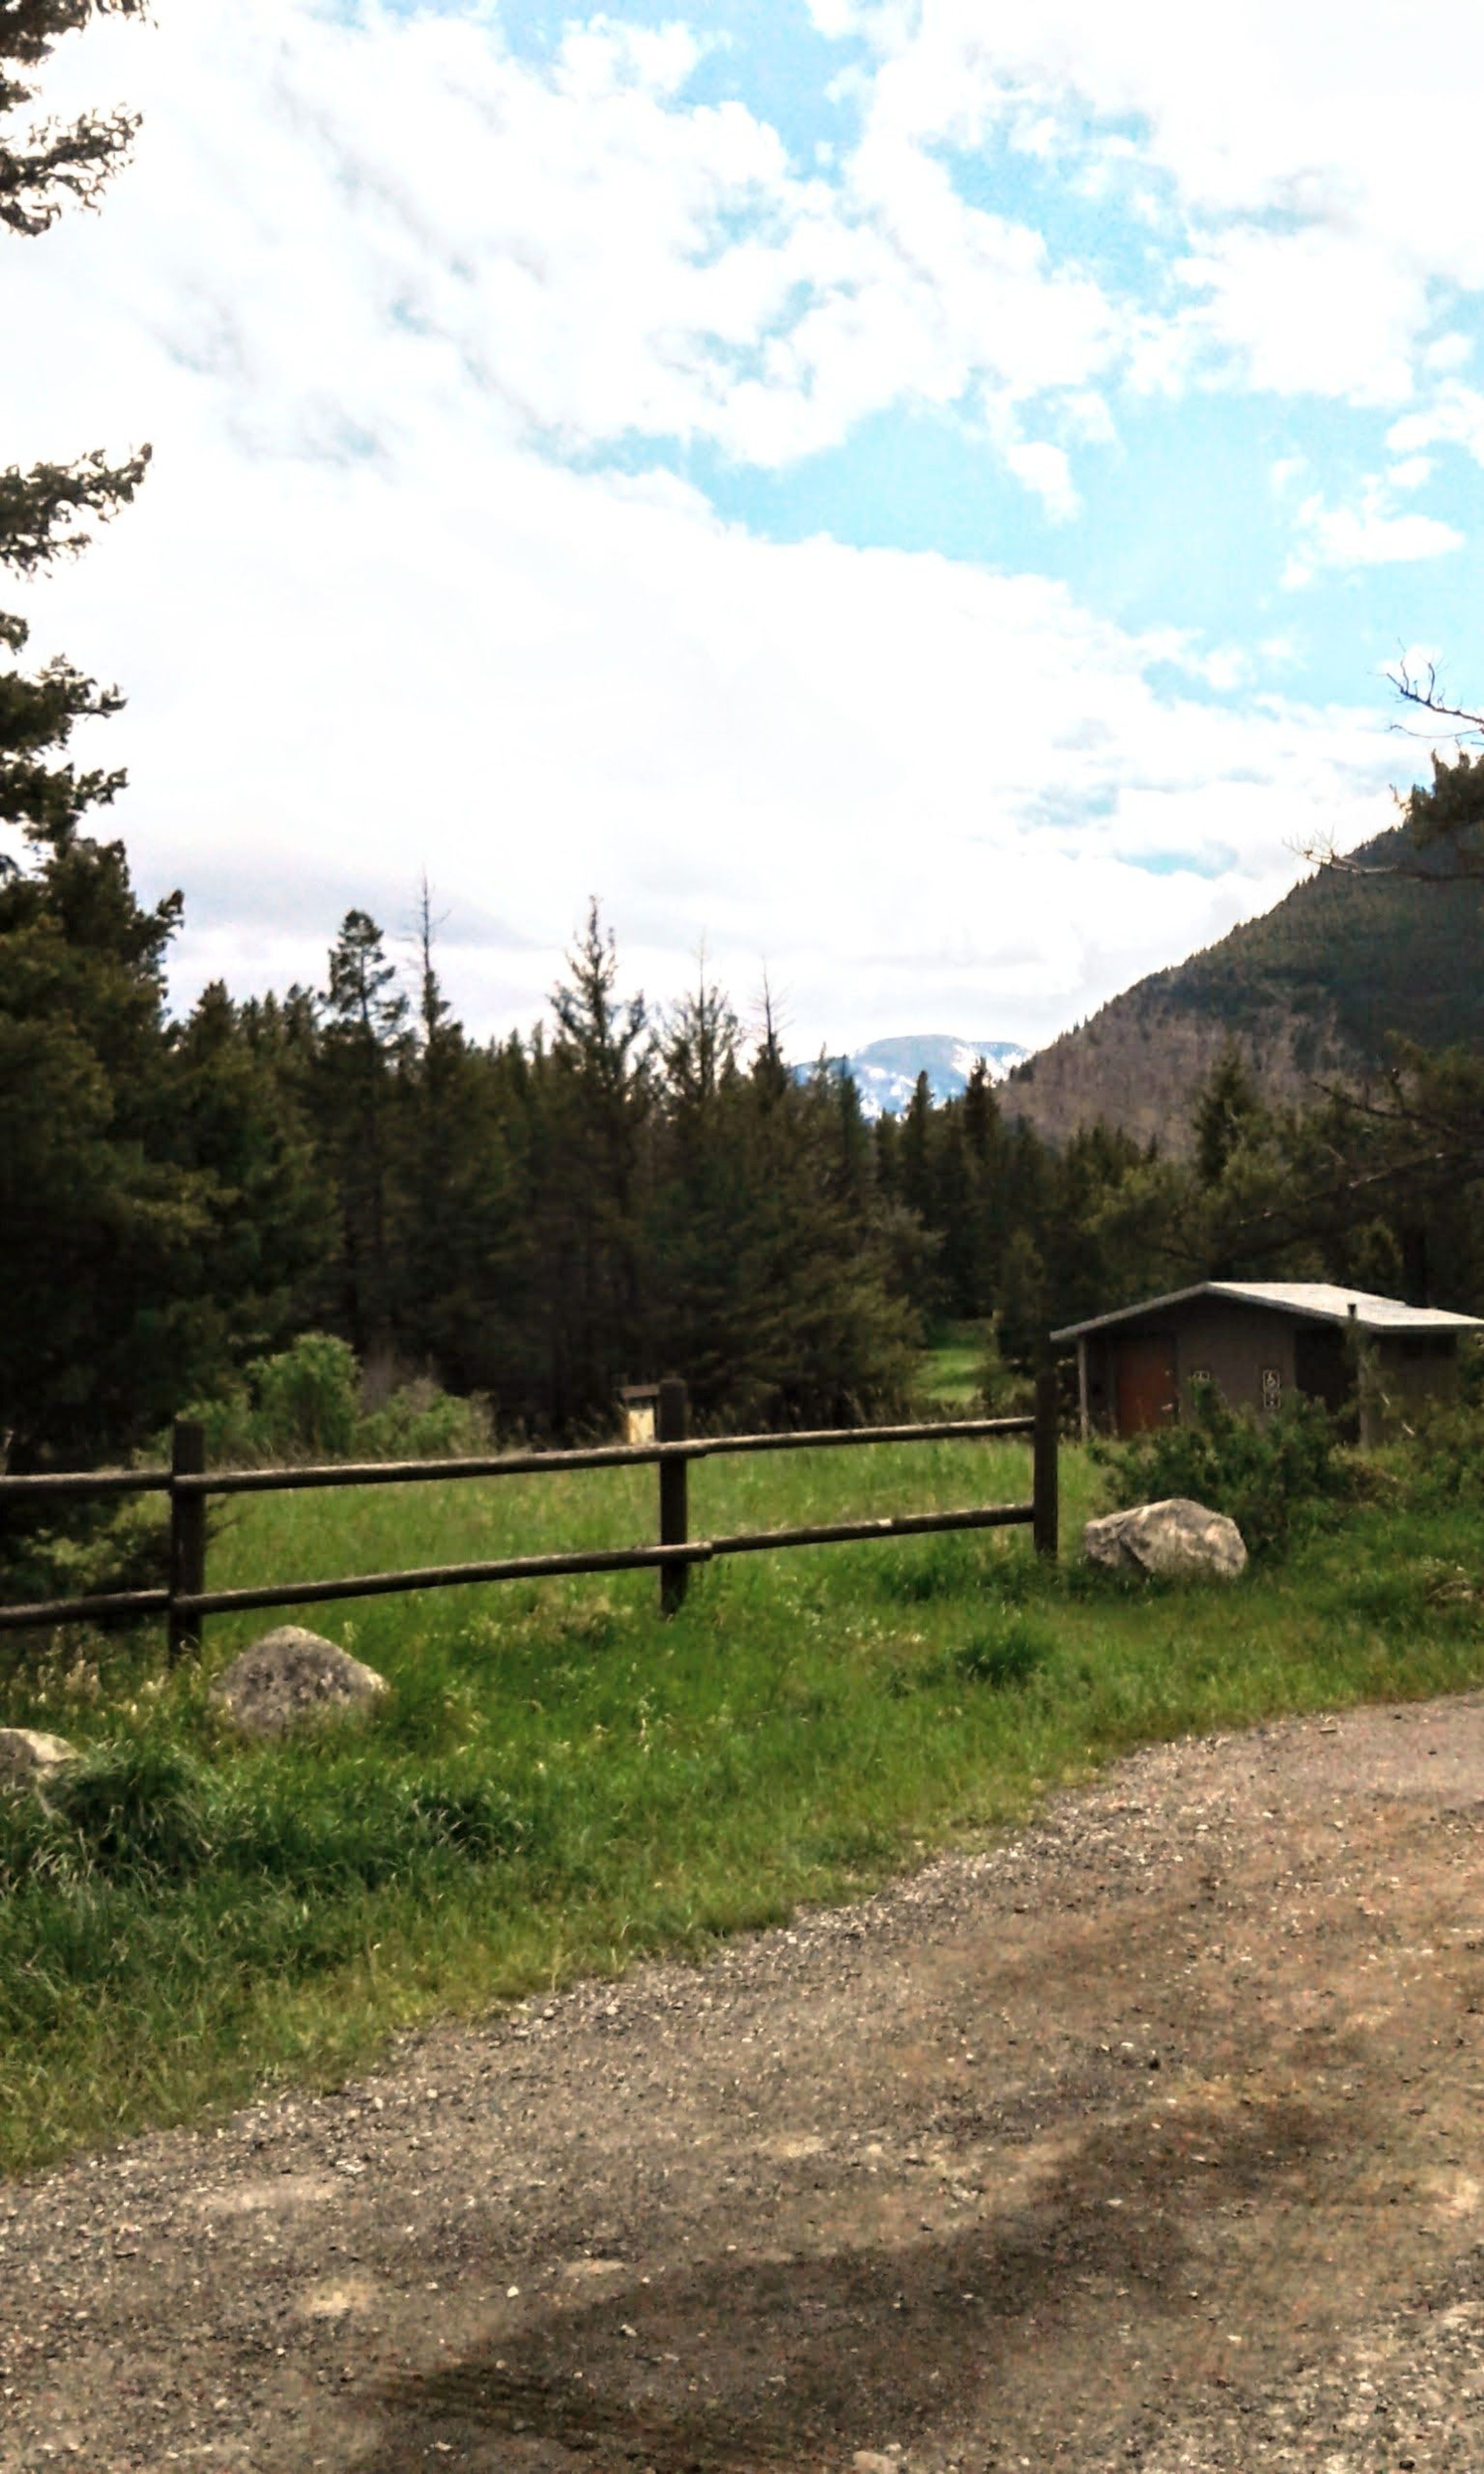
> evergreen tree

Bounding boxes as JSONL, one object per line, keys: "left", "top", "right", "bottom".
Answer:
{"left": 531, "top": 903, "right": 653, "bottom": 1425}
{"left": 0, "top": 0, "right": 233, "bottom": 1481}
{"left": 900, "top": 1069, "right": 934, "bottom": 1221}
{"left": 313, "top": 910, "right": 412, "bottom": 1361}
{"left": 648, "top": 965, "right": 757, "bottom": 1413}
{"left": 0, "top": 835, "right": 199, "bottom": 1469}
{"left": 159, "top": 982, "right": 331, "bottom": 1364}
{"left": 2, "top": 4, "right": 151, "bottom": 866}
{"left": 1193, "top": 1042, "right": 1262, "bottom": 1185}
{"left": 723, "top": 1063, "right": 918, "bottom": 1426}
{"left": 963, "top": 1057, "right": 999, "bottom": 1160}
{"left": 995, "top": 1228, "right": 1050, "bottom": 1372}
{"left": 2, "top": 2, "right": 151, "bottom": 237}
{"left": 390, "top": 887, "right": 529, "bottom": 1399}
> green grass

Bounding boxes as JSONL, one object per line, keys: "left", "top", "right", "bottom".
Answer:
{"left": 916, "top": 1321, "right": 992, "bottom": 1410}
{"left": 4, "top": 1430, "right": 1484, "bottom": 2176}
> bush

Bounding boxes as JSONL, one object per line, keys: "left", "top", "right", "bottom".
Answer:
{"left": 1091, "top": 1380, "right": 1353, "bottom": 1557}
{"left": 0, "top": 1491, "right": 169, "bottom": 1619}
{"left": 180, "top": 1337, "right": 495, "bottom": 1468}
{"left": 1389, "top": 1395, "right": 1484, "bottom": 1508}
{"left": 355, "top": 1377, "right": 494, "bottom": 1462}
{"left": 182, "top": 1332, "right": 360, "bottom": 1464}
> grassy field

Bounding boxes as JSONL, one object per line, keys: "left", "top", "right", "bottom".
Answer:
{"left": 3, "top": 1424, "right": 1484, "bottom": 2174}
{"left": 916, "top": 1322, "right": 994, "bottom": 1410}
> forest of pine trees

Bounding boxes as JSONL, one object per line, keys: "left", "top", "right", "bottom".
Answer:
{"left": 10, "top": 814, "right": 1484, "bottom": 1489}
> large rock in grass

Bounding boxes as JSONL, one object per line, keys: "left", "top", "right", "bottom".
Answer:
{"left": 209, "top": 1626, "right": 389, "bottom": 1739}
{"left": 1083, "top": 1498, "right": 1247, "bottom": 1582}
{"left": 0, "top": 1726, "right": 77, "bottom": 1794}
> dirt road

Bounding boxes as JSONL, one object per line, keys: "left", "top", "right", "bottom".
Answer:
{"left": 5, "top": 1691, "right": 1484, "bottom": 2472}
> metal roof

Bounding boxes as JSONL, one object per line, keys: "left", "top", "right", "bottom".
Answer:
{"left": 1050, "top": 1281, "right": 1484, "bottom": 1343}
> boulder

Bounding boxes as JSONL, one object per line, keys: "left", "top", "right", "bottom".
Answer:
{"left": 1083, "top": 1497, "right": 1247, "bottom": 1581}
{"left": 208, "top": 1626, "right": 389, "bottom": 1739}
{"left": 0, "top": 1726, "right": 78, "bottom": 1794}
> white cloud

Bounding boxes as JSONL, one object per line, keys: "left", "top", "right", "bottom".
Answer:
{"left": 10, "top": 0, "right": 1132, "bottom": 496}
{"left": 26, "top": 0, "right": 1484, "bottom": 516}
{"left": 813, "top": 1, "right": 1484, "bottom": 412}
{"left": 7, "top": 402, "right": 1409, "bottom": 1051}
{"left": 2, "top": 0, "right": 1461, "bottom": 1058}
{"left": 1386, "top": 454, "right": 1433, "bottom": 491}
{"left": 1166, "top": 225, "right": 1426, "bottom": 407}
{"left": 1389, "top": 382, "right": 1484, "bottom": 467}
{"left": 1281, "top": 477, "right": 1463, "bottom": 588}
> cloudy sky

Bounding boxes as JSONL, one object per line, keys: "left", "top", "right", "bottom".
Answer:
{"left": 5, "top": 0, "right": 1484, "bottom": 1055}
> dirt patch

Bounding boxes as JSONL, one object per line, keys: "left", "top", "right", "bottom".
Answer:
{"left": 5, "top": 1692, "right": 1484, "bottom": 2470}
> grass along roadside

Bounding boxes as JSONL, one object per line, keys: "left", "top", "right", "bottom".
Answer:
{"left": 3, "top": 1435, "right": 1484, "bottom": 2175}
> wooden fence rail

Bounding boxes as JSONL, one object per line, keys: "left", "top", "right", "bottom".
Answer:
{"left": 0, "top": 1375, "right": 1059, "bottom": 1658}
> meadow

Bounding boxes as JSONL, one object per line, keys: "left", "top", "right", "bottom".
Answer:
{"left": 3, "top": 1391, "right": 1484, "bottom": 2176}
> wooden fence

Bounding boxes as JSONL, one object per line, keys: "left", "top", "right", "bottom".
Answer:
{"left": 0, "top": 1373, "right": 1059, "bottom": 1660}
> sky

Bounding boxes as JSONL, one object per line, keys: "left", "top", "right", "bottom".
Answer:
{"left": 5, "top": 0, "right": 1484, "bottom": 1056}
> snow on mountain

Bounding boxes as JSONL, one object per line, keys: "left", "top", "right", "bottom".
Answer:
{"left": 803, "top": 1034, "right": 1030, "bottom": 1119}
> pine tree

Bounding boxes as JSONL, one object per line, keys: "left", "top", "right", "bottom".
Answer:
{"left": 0, "top": 0, "right": 210, "bottom": 1484}
{"left": 390, "top": 883, "right": 529, "bottom": 1399}
{"left": 996, "top": 1228, "right": 1050, "bottom": 1372}
{"left": 2, "top": 2, "right": 151, "bottom": 237}
{"left": 2, "top": 4, "right": 151, "bottom": 866}
{"left": 1193, "top": 1043, "right": 1262, "bottom": 1186}
{"left": 314, "top": 911, "right": 412, "bottom": 1361}
{"left": 530, "top": 903, "right": 653, "bottom": 1425}
{"left": 900, "top": 1070, "right": 934, "bottom": 1220}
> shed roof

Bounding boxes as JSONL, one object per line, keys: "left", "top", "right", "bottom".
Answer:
{"left": 1050, "top": 1281, "right": 1484, "bottom": 1344}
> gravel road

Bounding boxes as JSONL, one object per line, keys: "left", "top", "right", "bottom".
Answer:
{"left": 5, "top": 1690, "right": 1484, "bottom": 2472}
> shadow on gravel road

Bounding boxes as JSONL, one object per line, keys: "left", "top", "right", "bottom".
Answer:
{"left": 362, "top": 2093, "right": 1336, "bottom": 2472}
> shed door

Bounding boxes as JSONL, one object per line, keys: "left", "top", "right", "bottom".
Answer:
{"left": 1293, "top": 1323, "right": 1348, "bottom": 1414}
{"left": 1115, "top": 1335, "right": 1177, "bottom": 1435}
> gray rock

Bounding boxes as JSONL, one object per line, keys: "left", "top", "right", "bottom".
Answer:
{"left": 208, "top": 1626, "right": 389, "bottom": 1738}
{"left": 0, "top": 1726, "right": 78, "bottom": 1793}
{"left": 1083, "top": 1497, "right": 1247, "bottom": 1581}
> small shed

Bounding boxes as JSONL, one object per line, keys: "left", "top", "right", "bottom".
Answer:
{"left": 1051, "top": 1281, "right": 1484, "bottom": 1443}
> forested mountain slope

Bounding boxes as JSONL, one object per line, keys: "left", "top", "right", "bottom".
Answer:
{"left": 1004, "top": 829, "right": 1484, "bottom": 1151}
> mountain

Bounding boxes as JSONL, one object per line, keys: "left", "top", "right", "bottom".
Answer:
{"left": 806, "top": 1034, "right": 1029, "bottom": 1118}
{"left": 1004, "top": 827, "right": 1484, "bottom": 1152}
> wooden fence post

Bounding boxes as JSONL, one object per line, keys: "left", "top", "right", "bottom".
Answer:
{"left": 657, "top": 1378, "right": 689, "bottom": 1615}
{"left": 168, "top": 1418, "right": 208, "bottom": 1664}
{"left": 1033, "top": 1370, "right": 1059, "bottom": 1560}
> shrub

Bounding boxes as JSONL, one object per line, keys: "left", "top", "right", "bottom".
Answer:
{"left": 244, "top": 1332, "right": 361, "bottom": 1459}
{"left": 0, "top": 1491, "right": 169, "bottom": 1620}
{"left": 1091, "top": 1379, "right": 1353, "bottom": 1557}
{"left": 1388, "top": 1393, "right": 1484, "bottom": 1507}
{"left": 354, "top": 1378, "right": 494, "bottom": 1462}
{"left": 180, "top": 1338, "right": 495, "bottom": 1468}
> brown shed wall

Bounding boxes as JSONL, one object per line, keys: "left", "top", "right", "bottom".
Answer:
{"left": 1080, "top": 1298, "right": 1462, "bottom": 1439}
{"left": 1371, "top": 1334, "right": 1460, "bottom": 1428}
{"left": 1084, "top": 1299, "right": 1297, "bottom": 1435}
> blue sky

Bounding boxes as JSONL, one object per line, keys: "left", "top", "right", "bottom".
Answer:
{"left": 5, "top": 0, "right": 1483, "bottom": 1053}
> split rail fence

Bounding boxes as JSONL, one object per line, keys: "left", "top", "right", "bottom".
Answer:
{"left": 0, "top": 1372, "right": 1059, "bottom": 1660}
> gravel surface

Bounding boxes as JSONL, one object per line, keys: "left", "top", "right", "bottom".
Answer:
{"left": 4, "top": 1690, "right": 1484, "bottom": 2471}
